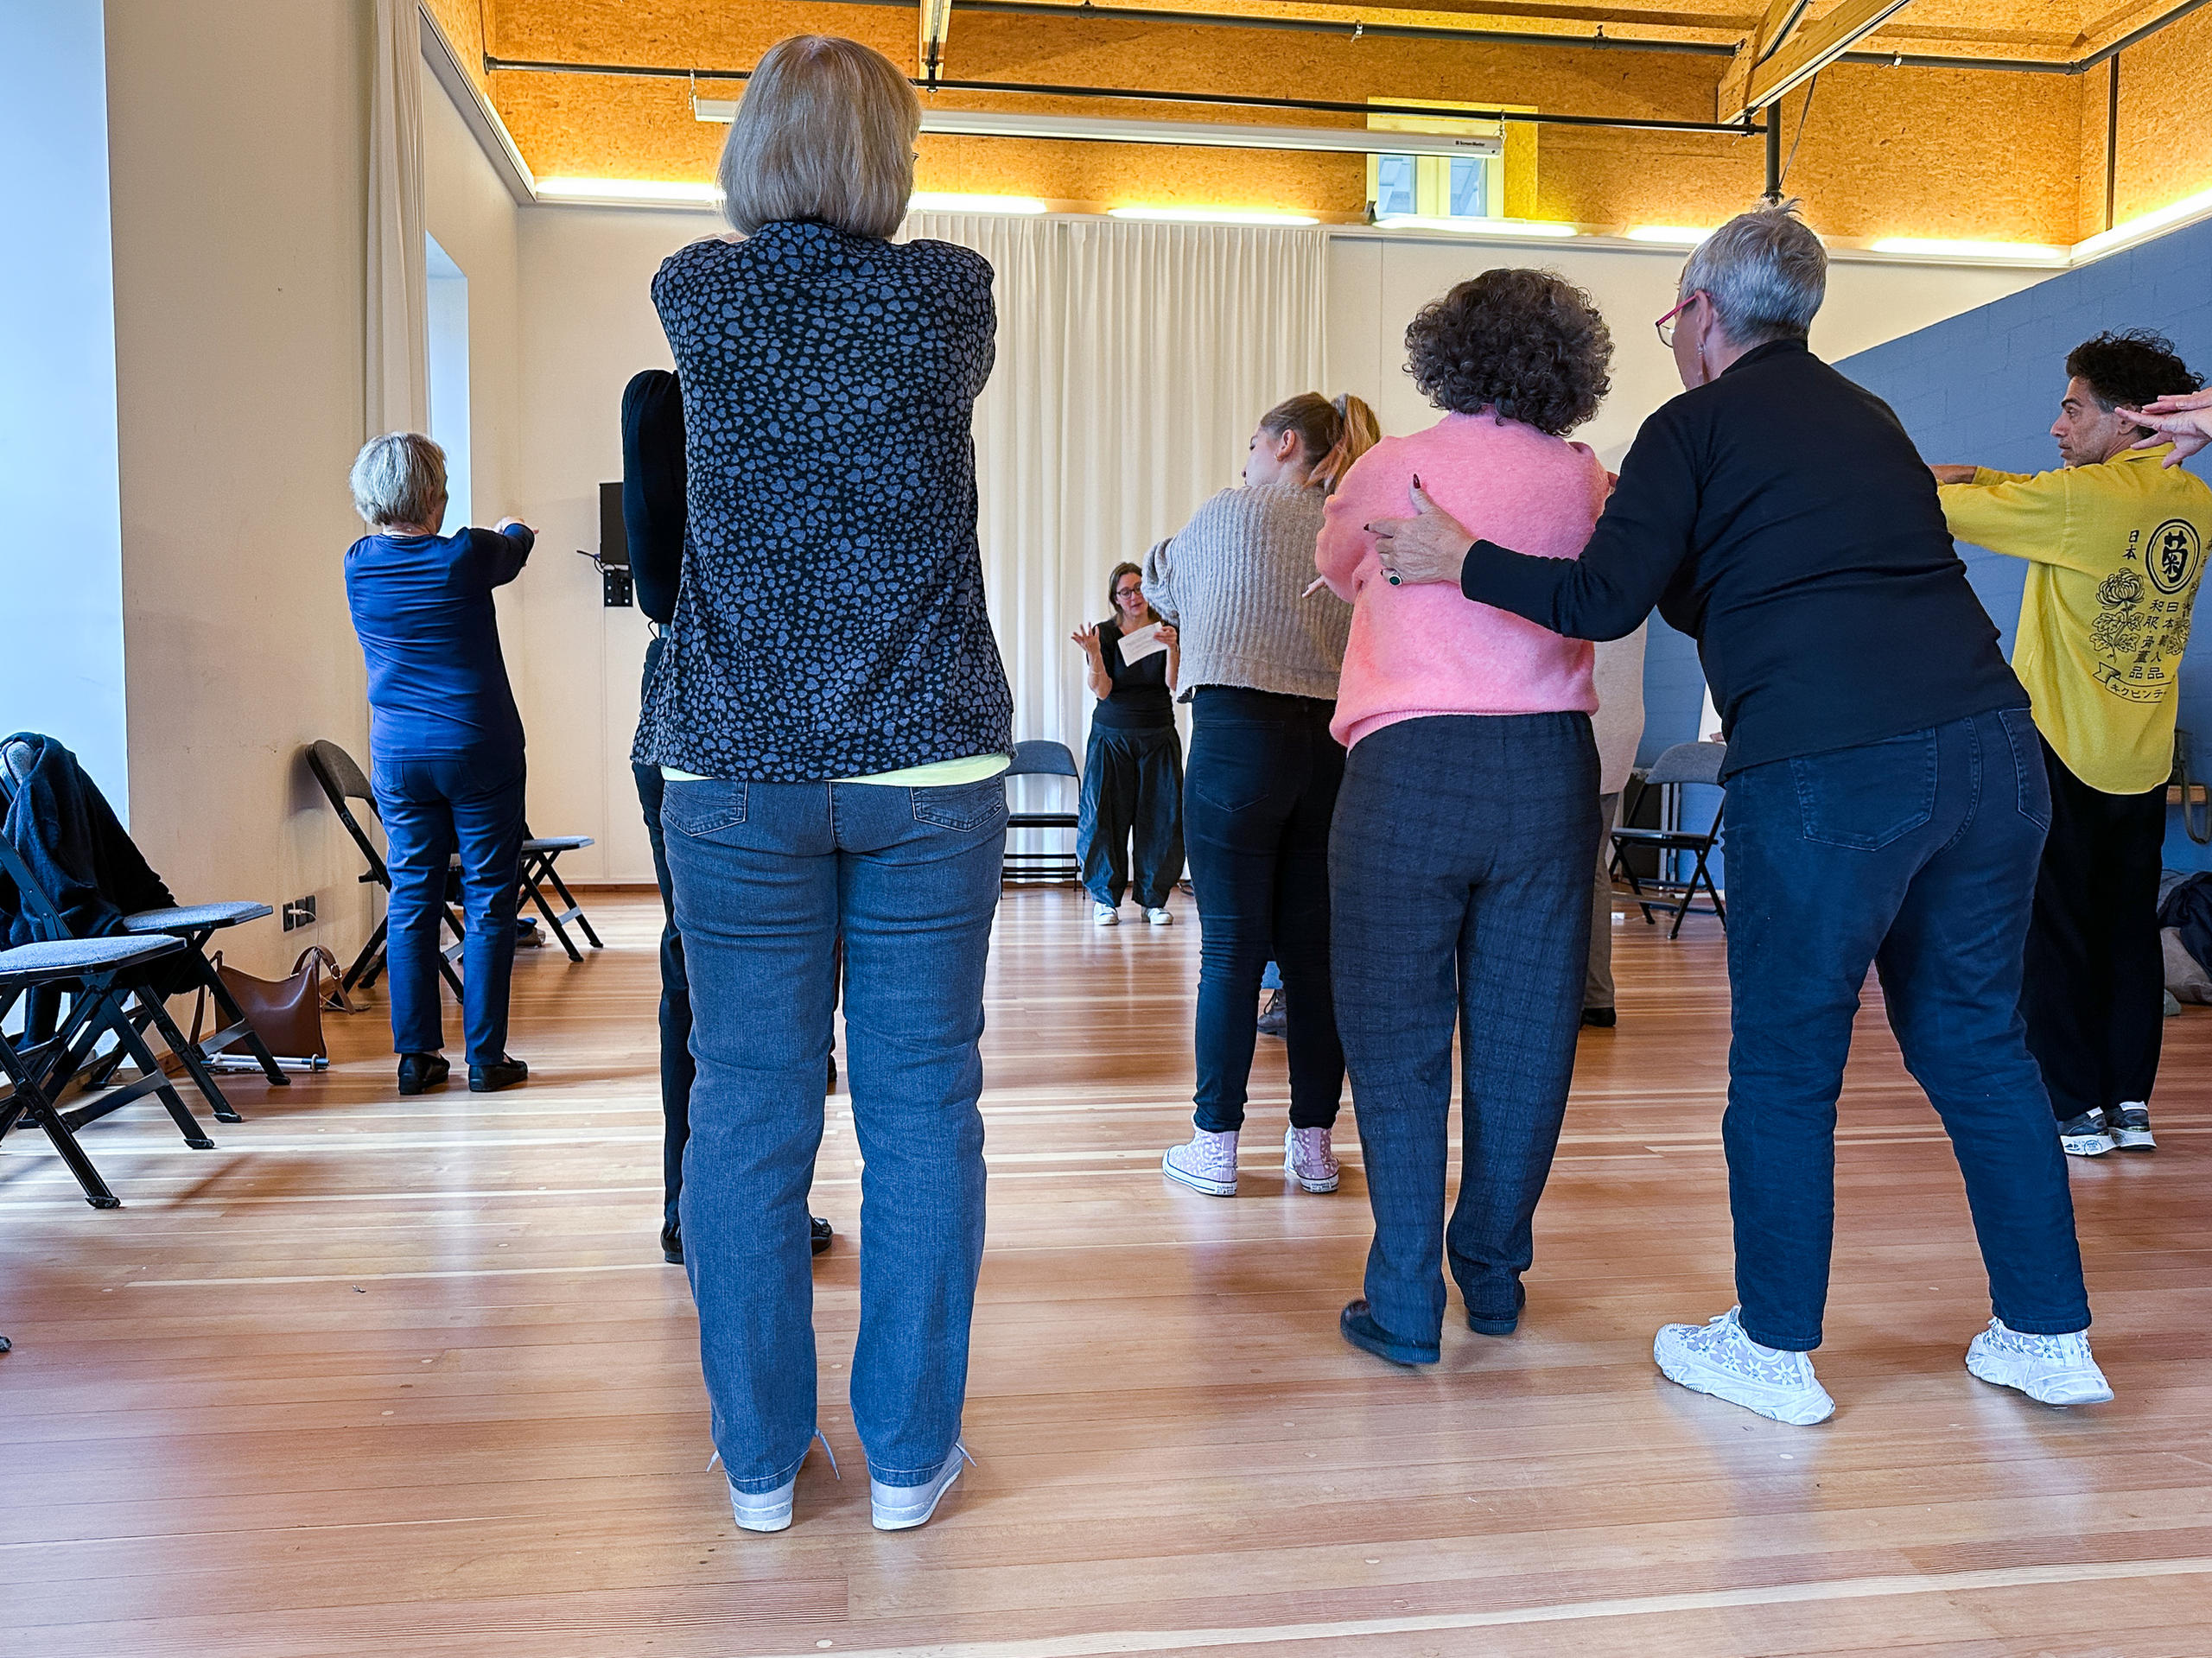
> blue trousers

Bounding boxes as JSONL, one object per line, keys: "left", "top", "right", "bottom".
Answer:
{"left": 632, "top": 760, "right": 694, "bottom": 1233}
{"left": 662, "top": 774, "right": 1007, "bottom": 1492}
{"left": 1078, "top": 722, "right": 1184, "bottom": 909}
{"left": 1721, "top": 708, "right": 2090, "bottom": 1350}
{"left": 372, "top": 748, "right": 525, "bottom": 1065}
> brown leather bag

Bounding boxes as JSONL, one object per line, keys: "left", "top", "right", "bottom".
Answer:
{"left": 193, "top": 946, "right": 357, "bottom": 1061}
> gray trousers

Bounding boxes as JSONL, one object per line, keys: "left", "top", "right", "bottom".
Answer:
{"left": 1586, "top": 791, "right": 1621, "bottom": 1010}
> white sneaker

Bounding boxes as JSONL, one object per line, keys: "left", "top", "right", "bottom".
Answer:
{"left": 1966, "top": 1319, "right": 2113, "bottom": 1406}
{"left": 1284, "top": 1126, "right": 1338, "bottom": 1192}
{"left": 870, "top": 1443, "right": 974, "bottom": 1532}
{"left": 1163, "top": 1127, "right": 1239, "bottom": 1196}
{"left": 726, "top": 1430, "right": 837, "bottom": 1533}
{"left": 2108, "top": 1103, "right": 2156, "bottom": 1152}
{"left": 1093, "top": 904, "right": 1120, "bottom": 927}
{"left": 2058, "top": 1109, "right": 2115, "bottom": 1157}
{"left": 1653, "top": 1307, "right": 1835, "bottom": 1426}
{"left": 1143, "top": 906, "right": 1173, "bottom": 926}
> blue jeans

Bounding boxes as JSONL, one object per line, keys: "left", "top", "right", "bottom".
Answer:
{"left": 1078, "top": 722, "right": 1185, "bottom": 910}
{"left": 1183, "top": 688, "right": 1345, "bottom": 1133}
{"left": 1332, "top": 714, "right": 1599, "bottom": 1343}
{"left": 372, "top": 748, "right": 525, "bottom": 1065}
{"left": 1722, "top": 708, "right": 2090, "bottom": 1350}
{"left": 662, "top": 774, "right": 1007, "bottom": 1492}
{"left": 632, "top": 760, "right": 693, "bottom": 1233}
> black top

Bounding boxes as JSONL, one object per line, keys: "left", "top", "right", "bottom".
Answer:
{"left": 632, "top": 222, "right": 1014, "bottom": 782}
{"left": 1092, "top": 619, "right": 1174, "bottom": 731}
{"left": 344, "top": 525, "right": 532, "bottom": 759}
{"left": 620, "top": 368, "right": 686, "bottom": 625}
{"left": 1458, "top": 338, "right": 2024, "bottom": 778}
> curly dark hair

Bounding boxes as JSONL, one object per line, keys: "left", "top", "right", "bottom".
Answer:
{"left": 1402, "top": 269, "right": 1612, "bottom": 435}
{"left": 2065, "top": 328, "right": 2204, "bottom": 424}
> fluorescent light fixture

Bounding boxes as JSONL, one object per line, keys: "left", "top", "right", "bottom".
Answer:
{"left": 1869, "top": 237, "right": 2067, "bottom": 264}
{"left": 536, "top": 176, "right": 720, "bottom": 207}
{"left": 2072, "top": 183, "right": 2212, "bottom": 261}
{"left": 908, "top": 191, "right": 1050, "bottom": 215}
{"left": 1108, "top": 206, "right": 1319, "bottom": 226}
{"left": 1624, "top": 225, "right": 1714, "bottom": 246}
{"left": 1374, "top": 214, "right": 1576, "bottom": 239}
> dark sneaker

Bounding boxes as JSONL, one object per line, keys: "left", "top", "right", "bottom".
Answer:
{"left": 1256, "top": 989, "right": 1287, "bottom": 1038}
{"left": 1339, "top": 1299, "right": 1440, "bottom": 1367}
{"left": 1580, "top": 1006, "right": 1618, "bottom": 1028}
{"left": 810, "top": 1217, "right": 834, "bottom": 1255}
{"left": 468, "top": 1056, "right": 529, "bottom": 1093}
{"left": 2057, "top": 1109, "right": 2114, "bottom": 1157}
{"left": 2107, "top": 1103, "right": 2156, "bottom": 1151}
{"left": 661, "top": 1221, "right": 683, "bottom": 1264}
{"left": 397, "top": 1052, "right": 448, "bottom": 1096}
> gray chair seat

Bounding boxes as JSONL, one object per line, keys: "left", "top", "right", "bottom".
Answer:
{"left": 0, "top": 935, "right": 185, "bottom": 981}
{"left": 121, "top": 901, "right": 274, "bottom": 932}
{"left": 524, "top": 835, "right": 594, "bottom": 853}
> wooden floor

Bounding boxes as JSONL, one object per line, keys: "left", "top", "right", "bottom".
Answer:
{"left": 3, "top": 886, "right": 2209, "bottom": 1658}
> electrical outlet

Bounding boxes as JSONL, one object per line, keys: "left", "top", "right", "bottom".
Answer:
{"left": 282, "top": 894, "right": 317, "bottom": 931}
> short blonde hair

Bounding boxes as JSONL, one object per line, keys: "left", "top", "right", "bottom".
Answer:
{"left": 349, "top": 432, "right": 447, "bottom": 529}
{"left": 719, "top": 35, "right": 919, "bottom": 241}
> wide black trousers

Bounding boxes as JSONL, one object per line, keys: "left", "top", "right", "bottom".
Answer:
{"left": 1078, "top": 721, "right": 1185, "bottom": 910}
{"left": 2022, "top": 737, "right": 2166, "bottom": 1122}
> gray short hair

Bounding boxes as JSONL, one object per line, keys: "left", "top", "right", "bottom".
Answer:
{"left": 719, "top": 35, "right": 919, "bottom": 241}
{"left": 349, "top": 432, "right": 447, "bottom": 529}
{"left": 1679, "top": 200, "right": 1827, "bottom": 347}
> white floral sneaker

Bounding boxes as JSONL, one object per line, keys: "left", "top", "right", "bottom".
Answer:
{"left": 1654, "top": 1307, "right": 1835, "bottom": 1426}
{"left": 1163, "top": 1127, "right": 1238, "bottom": 1196}
{"left": 1093, "top": 904, "right": 1120, "bottom": 927}
{"left": 1966, "top": 1319, "right": 2113, "bottom": 1406}
{"left": 1284, "top": 1126, "right": 1339, "bottom": 1193}
{"left": 1143, "top": 906, "right": 1173, "bottom": 926}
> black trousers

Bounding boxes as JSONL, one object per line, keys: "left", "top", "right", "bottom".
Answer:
{"left": 632, "top": 758, "right": 694, "bottom": 1230}
{"left": 1078, "top": 721, "right": 1185, "bottom": 909}
{"left": 2022, "top": 737, "right": 2166, "bottom": 1122}
{"left": 1183, "top": 687, "right": 1346, "bottom": 1133}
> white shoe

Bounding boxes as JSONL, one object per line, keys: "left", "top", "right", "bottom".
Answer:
{"left": 2108, "top": 1103, "right": 2156, "bottom": 1152}
{"left": 1093, "top": 904, "right": 1120, "bottom": 927}
{"left": 1163, "top": 1127, "right": 1239, "bottom": 1196}
{"left": 726, "top": 1430, "right": 837, "bottom": 1533}
{"left": 1284, "top": 1126, "right": 1339, "bottom": 1192}
{"left": 1966, "top": 1319, "right": 2113, "bottom": 1406}
{"left": 1143, "top": 906, "right": 1173, "bottom": 925}
{"left": 870, "top": 1443, "right": 974, "bottom": 1531}
{"left": 1653, "top": 1307, "right": 1835, "bottom": 1426}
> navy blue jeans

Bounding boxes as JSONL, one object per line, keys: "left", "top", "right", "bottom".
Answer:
{"left": 1183, "top": 688, "right": 1345, "bottom": 1134}
{"left": 1078, "top": 721, "right": 1185, "bottom": 909}
{"left": 632, "top": 760, "right": 694, "bottom": 1233}
{"left": 372, "top": 748, "right": 525, "bottom": 1065}
{"left": 662, "top": 774, "right": 1006, "bottom": 1493}
{"left": 1722, "top": 708, "right": 2090, "bottom": 1350}
{"left": 1332, "top": 713, "right": 1600, "bottom": 1344}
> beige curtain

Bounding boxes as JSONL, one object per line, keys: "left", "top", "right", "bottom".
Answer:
{"left": 365, "top": 0, "right": 428, "bottom": 435}
{"left": 905, "top": 213, "right": 1328, "bottom": 823}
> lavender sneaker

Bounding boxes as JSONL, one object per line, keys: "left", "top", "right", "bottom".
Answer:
{"left": 1285, "top": 1126, "right": 1339, "bottom": 1193}
{"left": 1163, "top": 1127, "right": 1239, "bottom": 1196}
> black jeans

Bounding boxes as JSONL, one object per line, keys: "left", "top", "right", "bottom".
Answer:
{"left": 1721, "top": 708, "right": 2089, "bottom": 1350}
{"left": 1332, "top": 713, "right": 1599, "bottom": 1342}
{"left": 2023, "top": 736, "right": 2165, "bottom": 1121}
{"left": 1183, "top": 687, "right": 1345, "bottom": 1133}
{"left": 633, "top": 758, "right": 694, "bottom": 1233}
{"left": 1078, "top": 721, "right": 1185, "bottom": 909}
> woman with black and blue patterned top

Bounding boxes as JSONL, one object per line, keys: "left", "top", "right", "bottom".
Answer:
{"left": 632, "top": 34, "right": 1013, "bottom": 1537}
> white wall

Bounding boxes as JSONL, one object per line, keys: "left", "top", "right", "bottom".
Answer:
{"left": 2, "top": 0, "right": 129, "bottom": 803}
{"left": 104, "top": 0, "right": 378, "bottom": 975}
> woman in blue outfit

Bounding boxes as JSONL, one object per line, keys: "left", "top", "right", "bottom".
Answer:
{"left": 342, "top": 432, "right": 531, "bottom": 1096}
{"left": 632, "top": 35, "right": 1013, "bottom": 1536}
{"left": 1071, "top": 561, "right": 1183, "bottom": 926}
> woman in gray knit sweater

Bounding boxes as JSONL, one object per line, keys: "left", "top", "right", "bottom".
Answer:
{"left": 1144, "top": 392, "right": 1379, "bottom": 1199}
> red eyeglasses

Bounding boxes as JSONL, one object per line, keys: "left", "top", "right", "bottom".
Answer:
{"left": 1656, "top": 290, "right": 1706, "bottom": 348}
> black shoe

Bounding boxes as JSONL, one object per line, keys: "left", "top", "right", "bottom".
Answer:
{"left": 810, "top": 1217, "right": 834, "bottom": 1256}
{"left": 1339, "top": 1299, "right": 1439, "bottom": 1366}
{"left": 1256, "top": 988, "right": 1287, "bottom": 1039}
{"left": 1580, "top": 1006, "right": 1617, "bottom": 1028}
{"left": 661, "top": 1221, "right": 683, "bottom": 1265}
{"left": 468, "top": 1056, "right": 529, "bottom": 1092}
{"left": 397, "top": 1052, "right": 449, "bottom": 1095}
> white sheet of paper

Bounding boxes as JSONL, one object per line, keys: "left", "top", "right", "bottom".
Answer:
{"left": 1115, "top": 622, "right": 1167, "bottom": 664}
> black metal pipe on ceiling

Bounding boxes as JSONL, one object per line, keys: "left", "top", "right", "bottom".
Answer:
{"left": 482, "top": 55, "right": 1767, "bottom": 136}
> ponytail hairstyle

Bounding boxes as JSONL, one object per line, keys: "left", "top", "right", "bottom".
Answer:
{"left": 1103, "top": 560, "right": 1156, "bottom": 627}
{"left": 1258, "top": 391, "right": 1382, "bottom": 494}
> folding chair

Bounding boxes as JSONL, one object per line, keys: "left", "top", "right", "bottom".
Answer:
{"left": 1610, "top": 740, "right": 1727, "bottom": 940}
{"left": 0, "top": 736, "right": 288, "bottom": 1091}
{"left": 305, "top": 740, "right": 466, "bottom": 996}
{"left": 516, "top": 828, "right": 601, "bottom": 962}
{"left": 1002, "top": 740, "right": 1082, "bottom": 883}
{"left": 1, "top": 934, "right": 199, "bottom": 1207}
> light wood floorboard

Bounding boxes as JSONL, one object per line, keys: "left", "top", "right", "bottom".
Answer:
{"left": 2, "top": 886, "right": 2208, "bottom": 1656}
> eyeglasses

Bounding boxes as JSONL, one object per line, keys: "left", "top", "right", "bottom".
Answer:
{"left": 1655, "top": 291, "right": 1704, "bottom": 348}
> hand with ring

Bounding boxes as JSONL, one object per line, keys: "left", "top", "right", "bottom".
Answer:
{"left": 1365, "top": 476, "right": 1476, "bottom": 588}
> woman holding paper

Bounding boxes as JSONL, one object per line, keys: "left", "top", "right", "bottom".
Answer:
{"left": 1071, "top": 561, "right": 1183, "bottom": 925}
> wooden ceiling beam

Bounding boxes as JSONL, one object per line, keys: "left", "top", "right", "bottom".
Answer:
{"left": 1715, "top": 0, "right": 1809, "bottom": 125}
{"left": 1719, "top": 0, "right": 1916, "bottom": 120}
{"left": 921, "top": 0, "right": 954, "bottom": 83}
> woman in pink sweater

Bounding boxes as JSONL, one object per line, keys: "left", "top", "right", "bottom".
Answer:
{"left": 1317, "top": 269, "right": 1612, "bottom": 1367}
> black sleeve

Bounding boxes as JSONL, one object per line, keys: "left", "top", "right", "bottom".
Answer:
{"left": 1459, "top": 409, "right": 1700, "bottom": 642}
{"left": 621, "top": 369, "right": 687, "bottom": 624}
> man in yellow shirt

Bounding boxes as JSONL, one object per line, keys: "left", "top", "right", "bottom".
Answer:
{"left": 1935, "top": 329, "right": 2212, "bottom": 1159}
